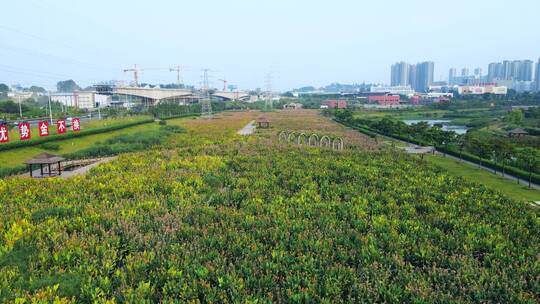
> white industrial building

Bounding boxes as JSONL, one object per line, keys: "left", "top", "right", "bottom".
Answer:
{"left": 370, "top": 85, "right": 415, "bottom": 97}
{"left": 7, "top": 91, "right": 38, "bottom": 100}
{"left": 457, "top": 85, "right": 507, "bottom": 95}
{"left": 50, "top": 91, "right": 110, "bottom": 110}
{"left": 50, "top": 93, "right": 76, "bottom": 107}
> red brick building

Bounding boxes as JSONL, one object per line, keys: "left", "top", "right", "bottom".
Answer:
{"left": 410, "top": 96, "right": 420, "bottom": 104}
{"left": 368, "top": 95, "right": 400, "bottom": 106}
{"left": 324, "top": 99, "right": 348, "bottom": 109}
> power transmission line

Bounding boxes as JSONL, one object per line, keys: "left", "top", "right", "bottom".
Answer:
{"left": 0, "top": 42, "right": 114, "bottom": 72}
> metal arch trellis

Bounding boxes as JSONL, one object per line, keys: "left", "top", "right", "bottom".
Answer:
{"left": 277, "top": 130, "right": 344, "bottom": 151}
{"left": 297, "top": 133, "right": 308, "bottom": 145}
{"left": 278, "top": 130, "right": 289, "bottom": 142}
{"left": 287, "top": 132, "right": 297, "bottom": 143}
{"left": 319, "top": 136, "right": 331, "bottom": 148}
{"left": 308, "top": 134, "right": 319, "bottom": 147}
{"left": 332, "top": 137, "right": 344, "bottom": 151}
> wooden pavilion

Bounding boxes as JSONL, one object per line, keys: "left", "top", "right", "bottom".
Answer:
{"left": 257, "top": 116, "right": 270, "bottom": 128}
{"left": 25, "top": 153, "right": 65, "bottom": 177}
{"left": 508, "top": 128, "right": 529, "bottom": 138}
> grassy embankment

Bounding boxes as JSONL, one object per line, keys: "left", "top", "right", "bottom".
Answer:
{"left": 425, "top": 154, "right": 540, "bottom": 202}
{"left": 5, "top": 116, "right": 151, "bottom": 139}
{"left": 0, "top": 116, "right": 194, "bottom": 172}
{"left": 352, "top": 107, "right": 540, "bottom": 202}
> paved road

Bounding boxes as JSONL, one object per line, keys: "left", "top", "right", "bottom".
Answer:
{"left": 238, "top": 120, "right": 256, "bottom": 135}
{"left": 3, "top": 112, "right": 107, "bottom": 127}
{"left": 23, "top": 157, "right": 116, "bottom": 179}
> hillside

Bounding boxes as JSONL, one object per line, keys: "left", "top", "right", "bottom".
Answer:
{"left": 1, "top": 110, "right": 539, "bottom": 302}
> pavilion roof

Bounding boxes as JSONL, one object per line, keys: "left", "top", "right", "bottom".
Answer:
{"left": 508, "top": 128, "right": 528, "bottom": 135}
{"left": 25, "top": 153, "right": 66, "bottom": 165}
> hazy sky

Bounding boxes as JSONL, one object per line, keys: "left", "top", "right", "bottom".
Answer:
{"left": 1, "top": 0, "right": 539, "bottom": 91}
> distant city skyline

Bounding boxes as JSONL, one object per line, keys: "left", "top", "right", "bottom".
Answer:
{"left": 1, "top": 0, "right": 540, "bottom": 91}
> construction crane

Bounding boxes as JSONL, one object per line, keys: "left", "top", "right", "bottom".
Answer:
{"left": 123, "top": 65, "right": 169, "bottom": 87}
{"left": 218, "top": 79, "right": 228, "bottom": 92}
{"left": 169, "top": 65, "right": 184, "bottom": 88}
{"left": 123, "top": 64, "right": 140, "bottom": 87}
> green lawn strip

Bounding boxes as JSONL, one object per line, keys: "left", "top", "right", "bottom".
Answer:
{"left": 1, "top": 117, "right": 155, "bottom": 152}
{"left": 0, "top": 116, "right": 194, "bottom": 175}
{"left": 5, "top": 116, "right": 152, "bottom": 139}
{"left": 425, "top": 154, "right": 540, "bottom": 203}
{"left": 0, "top": 123, "right": 159, "bottom": 168}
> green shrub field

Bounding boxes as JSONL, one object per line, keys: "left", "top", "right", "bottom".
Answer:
{"left": 0, "top": 112, "right": 539, "bottom": 302}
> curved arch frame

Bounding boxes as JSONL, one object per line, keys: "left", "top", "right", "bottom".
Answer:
{"left": 319, "top": 135, "right": 331, "bottom": 148}
{"left": 308, "top": 134, "right": 319, "bottom": 147}
{"left": 332, "top": 137, "right": 344, "bottom": 151}
{"left": 297, "top": 133, "right": 308, "bottom": 145}
{"left": 278, "top": 130, "right": 289, "bottom": 142}
{"left": 287, "top": 132, "right": 297, "bottom": 143}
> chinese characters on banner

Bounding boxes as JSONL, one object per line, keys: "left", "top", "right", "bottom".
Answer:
{"left": 57, "top": 119, "right": 66, "bottom": 134}
{"left": 72, "top": 118, "right": 81, "bottom": 131}
{"left": 18, "top": 122, "right": 31, "bottom": 140}
{"left": 0, "top": 125, "right": 8, "bottom": 143}
{"left": 38, "top": 121, "right": 49, "bottom": 137}
{"left": 0, "top": 118, "right": 83, "bottom": 144}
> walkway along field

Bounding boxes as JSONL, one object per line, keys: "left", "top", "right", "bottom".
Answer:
{"left": 237, "top": 120, "right": 256, "bottom": 135}
{"left": 333, "top": 117, "right": 540, "bottom": 202}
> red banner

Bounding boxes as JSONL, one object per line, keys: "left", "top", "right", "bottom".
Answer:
{"left": 38, "top": 121, "right": 49, "bottom": 137}
{"left": 72, "top": 118, "right": 81, "bottom": 132}
{"left": 18, "top": 122, "right": 31, "bottom": 141}
{"left": 57, "top": 119, "right": 66, "bottom": 134}
{"left": 0, "top": 124, "right": 9, "bottom": 143}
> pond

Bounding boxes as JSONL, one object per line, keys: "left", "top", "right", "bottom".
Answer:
{"left": 403, "top": 119, "right": 468, "bottom": 135}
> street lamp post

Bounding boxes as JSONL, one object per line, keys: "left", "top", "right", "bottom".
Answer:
{"left": 17, "top": 94, "right": 22, "bottom": 118}
{"left": 47, "top": 91, "right": 53, "bottom": 124}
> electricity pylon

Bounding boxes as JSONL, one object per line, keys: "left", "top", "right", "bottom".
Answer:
{"left": 201, "top": 69, "right": 213, "bottom": 118}
{"left": 265, "top": 72, "right": 273, "bottom": 111}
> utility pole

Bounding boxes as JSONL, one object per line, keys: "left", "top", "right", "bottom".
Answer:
{"left": 17, "top": 94, "right": 22, "bottom": 118}
{"left": 47, "top": 91, "right": 53, "bottom": 124}
{"left": 201, "top": 69, "right": 213, "bottom": 118}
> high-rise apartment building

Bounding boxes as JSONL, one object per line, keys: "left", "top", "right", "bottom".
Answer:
{"left": 488, "top": 62, "right": 503, "bottom": 81}
{"left": 415, "top": 61, "right": 434, "bottom": 93}
{"left": 521, "top": 60, "right": 533, "bottom": 81}
{"left": 391, "top": 62, "right": 410, "bottom": 86}
{"left": 448, "top": 68, "right": 456, "bottom": 84}
{"left": 409, "top": 64, "right": 417, "bottom": 91}
{"left": 488, "top": 60, "right": 534, "bottom": 81}
{"left": 390, "top": 61, "right": 434, "bottom": 92}
{"left": 511, "top": 60, "right": 522, "bottom": 80}
{"left": 502, "top": 60, "right": 513, "bottom": 80}
{"left": 534, "top": 59, "right": 540, "bottom": 92}
{"left": 461, "top": 68, "right": 469, "bottom": 77}
{"left": 474, "top": 68, "right": 483, "bottom": 77}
